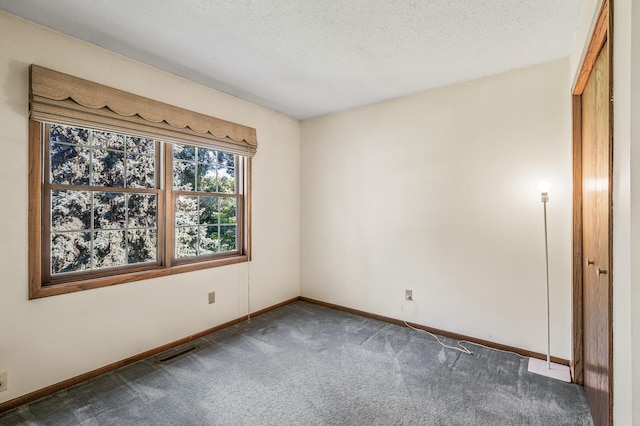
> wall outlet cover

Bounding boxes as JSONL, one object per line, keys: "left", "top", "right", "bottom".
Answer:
{"left": 208, "top": 291, "right": 216, "bottom": 304}
{"left": 405, "top": 289, "right": 413, "bottom": 301}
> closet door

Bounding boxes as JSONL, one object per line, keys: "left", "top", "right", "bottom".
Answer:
{"left": 581, "top": 39, "right": 611, "bottom": 426}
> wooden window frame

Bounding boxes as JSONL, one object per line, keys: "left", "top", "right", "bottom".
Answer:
{"left": 28, "top": 66, "right": 256, "bottom": 299}
{"left": 167, "top": 143, "right": 246, "bottom": 267}
{"left": 42, "top": 123, "right": 165, "bottom": 285}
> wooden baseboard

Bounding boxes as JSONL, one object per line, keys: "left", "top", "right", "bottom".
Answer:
{"left": 1, "top": 294, "right": 571, "bottom": 413}
{"left": 299, "top": 297, "right": 571, "bottom": 367}
{"left": 0, "top": 296, "right": 299, "bottom": 414}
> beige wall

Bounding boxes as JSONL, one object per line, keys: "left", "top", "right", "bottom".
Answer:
{"left": 632, "top": 1, "right": 640, "bottom": 416}
{"left": 610, "top": 0, "right": 640, "bottom": 423}
{"left": 0, "top": 12, "right": 300, "bottom": 403}
{"left": 301, "top": 59, "right": 573, "bottom": 359}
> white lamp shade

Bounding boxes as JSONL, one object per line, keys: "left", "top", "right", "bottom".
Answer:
{"left": 538, "top": 181, "right": 551, "bottom": 194}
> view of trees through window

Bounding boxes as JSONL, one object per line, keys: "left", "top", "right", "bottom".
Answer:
{"left": 173, "top": 144, "right": 238, "bottom": 258}
{"left": 47, "top": 124, "right": 239, "bottom": 279}
{"left": 49, "top": 125, "right": 158, "bottom": 274}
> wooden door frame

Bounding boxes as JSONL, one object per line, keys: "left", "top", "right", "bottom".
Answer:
{"left": 571, "top": 0, "right": 613, "bottom": 422}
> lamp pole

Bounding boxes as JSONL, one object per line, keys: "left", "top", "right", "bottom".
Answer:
{"left": 538, "top": 181, "right": 551, "bottom": 369}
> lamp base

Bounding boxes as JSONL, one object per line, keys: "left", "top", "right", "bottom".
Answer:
{"left": 527, "top": 357, "right": 571, "bottom": 382}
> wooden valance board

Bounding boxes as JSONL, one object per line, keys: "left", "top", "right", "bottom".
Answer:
{"left": 29, "top": 65, "right": 257, "bottom": 157}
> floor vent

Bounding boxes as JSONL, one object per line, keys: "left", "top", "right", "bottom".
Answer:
{"left": 155, "top": 345, "right": 199, "bottom": 364}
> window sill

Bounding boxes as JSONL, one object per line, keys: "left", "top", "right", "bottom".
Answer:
{"left": 29, "top": 255, "right": 249, "bottom": 299}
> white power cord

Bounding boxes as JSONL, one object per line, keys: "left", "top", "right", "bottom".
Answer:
{"left": 247, "top": 260, "right": 251, "bottom": 322}
{"left": 401, "top": 301, "right": 472, "bottom": 355}
{"left": 401, "top": 301, "right": 528, "bottom": 359}
{"left": 458, "top": 339, "right": 527, "bottom": 359}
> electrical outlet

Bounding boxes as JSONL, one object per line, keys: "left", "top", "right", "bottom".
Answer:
{"left": 405, "top": 289, "right": 413, "bottom": 301}
{"left": 0, "top": 371, "right": 7, "bottom": 392}
{"left": 208, "top": 291, "right": 215, "bottom": 304}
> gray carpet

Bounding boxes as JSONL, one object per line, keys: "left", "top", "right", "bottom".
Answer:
{"left": 0, "top": 301, "right": 592, "bottom": 425}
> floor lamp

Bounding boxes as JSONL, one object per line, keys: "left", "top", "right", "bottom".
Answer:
{"left": 538, "top": 180, "right": 551, "bottom": 369}
{"left": 527, "top": 181, "right": 571, "bottom": 382}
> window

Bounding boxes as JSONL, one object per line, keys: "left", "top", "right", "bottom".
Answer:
{"left": 29, "top": 65, "right": 257, "bottom": 298}
{"left": 46, "top": 124, "right": 160, "bottom": 278}
{"left": 173, "top": 144, "right": 240, "bottom": 258}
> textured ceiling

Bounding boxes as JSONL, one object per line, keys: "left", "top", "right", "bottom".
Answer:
{"left": 1, "top": 0, "right": 584, "bottom": 119}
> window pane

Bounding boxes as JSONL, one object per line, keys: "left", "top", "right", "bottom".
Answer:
{"left": 220, "top": 225, "right": 236, "bottom": 252}
{"left": 127, "top": 136, "right": 155, "bottom": 155}
{"left": 51, "top": 232, "right": 91, "bottom": 274}
{"left": 92, "top": 149, "right": 125, "bottom": 187}
{"left": 199, "top": 197, "right": 219, "bottom": 224}
{"left": 51, "top": 190, "right": 91, "bottom": 231}
{"left": 127, "top": 154, "right": 155, "bottom": 189}
{"left": 218, "top": 166, "right": 235, "bottom": 193}
{"left": 197, "top": 147, "right": 216, "bottom": 163}
{"left": 173, "top": 144, "right": 195, "bottom": 161}
{"left": 127, "top": 229, "right": 157, "bottom": 264}
{"left": 92, "top": 130, "right": 125, "bottom": 150}
{"left": 173, "top": 160, "right": 196, "bottom": 191}
{"left": 199, "top": 225, "right": 219, "bottom": 255}
{"left": 220, "top": 198, "right": 237, "bottom": 224}
{"left": 93, "top": 192, "right": 126, "bottom": 230}
{"left": 176, "top": 196, "right": 198, "bottom": 225}
{"left": 94, "top": 230, "right": 126, "bottom": 269}
{"left": 127, "top": 194, "right": 157, "bottom": 228}
{"left": 176, "top": 226, "right": 198, "bottom": 258}
{"left": 217, "top": 152, "right": 235, "bottom": 168}
{"left": 50, "top": 124, "right": 90, "bottom": 145}
{"left": 197, "top": 163, "right": 216, "bottom": 192}
{"left": 50, "top": 143, "right": 90, "bottom": 185}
